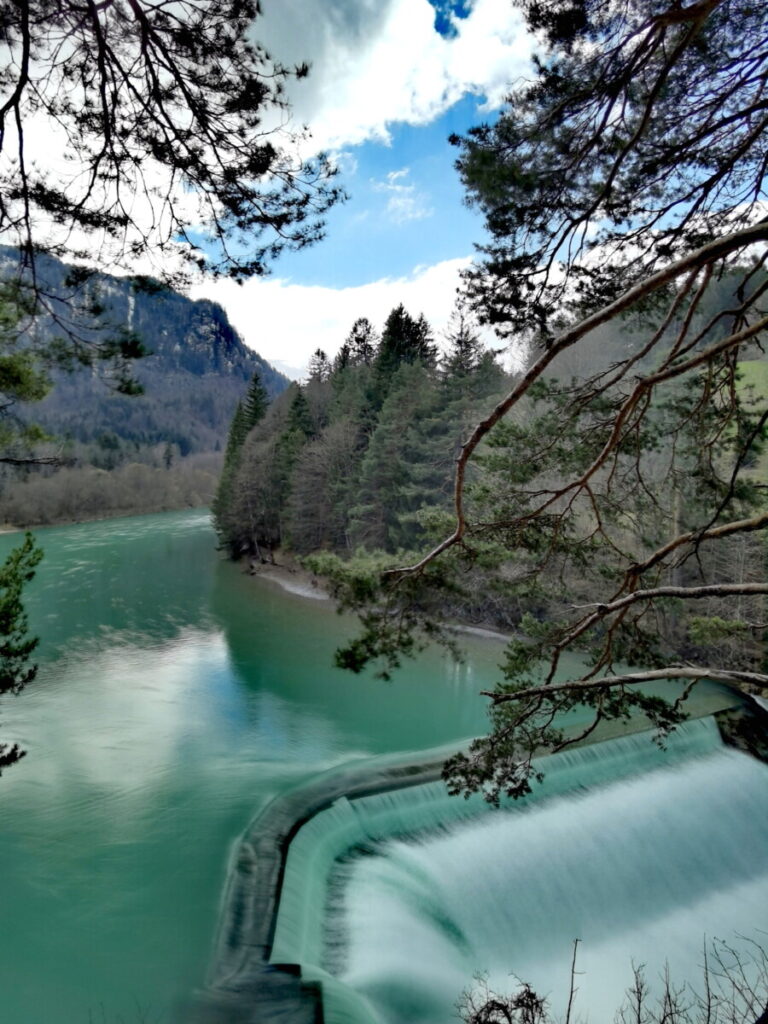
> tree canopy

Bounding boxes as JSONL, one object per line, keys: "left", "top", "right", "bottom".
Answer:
{"left": 0, "top": 0, "right": 343, "bottom": 284}
{"left": 212, "top": 303, "right": 507, "bottom": 561}
{"left": 322, "top": 0, "right": 768, "bottom": 804}
{"left": 0, "top": 531, "right": 43, "bottom": 773}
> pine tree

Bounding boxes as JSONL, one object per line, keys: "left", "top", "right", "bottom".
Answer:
{"left": 213, "top": 375, "right": 269, "bottom": 555}
{"left": 242, "top": 372, "right": 268, "bottom": 430}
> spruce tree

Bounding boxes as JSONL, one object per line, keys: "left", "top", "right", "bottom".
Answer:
{"left": 371, "top": 305, "right": 435, "bottom": 410}
{"left": 242, "top": 372, "right": 268, "bottom": 431}
{"left": 346, "top": 318, "right": 378, "bottom": 367}
{"left": 441, "top": 303, "right": 484, "bottom": 383}
{"left": 213, "top": 374, "right": 269, "bottom": 555}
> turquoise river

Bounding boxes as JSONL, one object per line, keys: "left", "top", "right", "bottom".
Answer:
{"left": 0, "top": 509, "right": 766, "bottom": 1023}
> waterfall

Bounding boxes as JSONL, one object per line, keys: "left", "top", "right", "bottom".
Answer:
{"left": 334, "top": 722, "right": 768, "bottom": 1023}
{"left": 267, "top": 716, "right": 768, "bottom": 1023}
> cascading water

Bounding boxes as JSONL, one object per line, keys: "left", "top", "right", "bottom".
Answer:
{"left": 329, "top": 720, "right": 768, "bottom": 1023}
{"left": 267, "top": 716, "right": 768, "bottom": 1024}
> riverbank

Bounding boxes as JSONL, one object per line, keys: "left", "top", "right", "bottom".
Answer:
{"left": 246, "top": 551, "right": 331, "bottom": 601}
{"left": 0, "top": 501, "right": 211, "bottom": 532}
{"left": 243, "top": 551, "right": 516, "bottom": 641}
{"left": 0, "top": 455, "right": 220, "bottom": 529}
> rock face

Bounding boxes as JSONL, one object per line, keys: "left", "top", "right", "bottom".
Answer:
{"left": 0, "top": 248, "right": 289, "bottom": 454}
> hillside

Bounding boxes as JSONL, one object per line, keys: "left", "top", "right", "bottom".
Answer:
{"left": 0, "top": 248, "right": 288, "bottom": 455}
{"left": 0, "top": 250, "right": 289, "bottom": 525}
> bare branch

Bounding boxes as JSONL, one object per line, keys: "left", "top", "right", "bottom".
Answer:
{"left": 481, "top": 666, "right": 768, "bottom": 706}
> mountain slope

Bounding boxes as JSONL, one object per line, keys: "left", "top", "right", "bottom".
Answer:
{"left": 1, "top": 248, "right": 289, "bottom": 455}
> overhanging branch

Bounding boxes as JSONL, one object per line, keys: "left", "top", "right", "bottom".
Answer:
{"left": 385, "top": 219, "right": 768, "bottom": 581}
{"left": 481, "top": 665, "right": 768, "bottom": 705}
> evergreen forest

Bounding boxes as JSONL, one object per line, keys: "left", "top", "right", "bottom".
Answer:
{"left": 214, "top": 272, "right": 768, "bottom": 805}
{"left": 213, "top": 303, "right": 508, "bottom": 569}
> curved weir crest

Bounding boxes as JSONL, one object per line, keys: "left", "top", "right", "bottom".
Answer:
{"left": 273, "top": 716, "right": 725, "bottom": 967}
{"left": 196, "top": 695, "right": 768, "bottom": 1024}
{"left": 330, "top": 722, "right": 768, "bottom": 1023}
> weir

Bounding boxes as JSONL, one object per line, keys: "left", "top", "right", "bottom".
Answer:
{"left": 190, "top": 690, "right": 768, "bottom": 1024}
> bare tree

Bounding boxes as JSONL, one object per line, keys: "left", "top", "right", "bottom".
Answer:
{"left": 459, "top": 938, "right": 768, "bottom": 1024}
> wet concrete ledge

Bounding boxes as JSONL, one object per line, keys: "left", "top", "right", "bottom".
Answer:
{"left": 186, "top": 749, "right": 449, "bottom": 1023}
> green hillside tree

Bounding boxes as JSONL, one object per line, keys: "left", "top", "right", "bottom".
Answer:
{"left": 0, "top": 290, "right": 50, "bottom": 774}
{"left": 441, "top": 302, "right": 485, "bottom": 386}
{"left": 212, "top": 372, "right": 270, "bottom": 554}
{"left": 370, "top": 305, "right": 436, "bottom": 409}
{"left": 346, "top": 318, "right": 378, "bottom": 367}
{"left": 0, "top": 532, "right": 43, "bottom": 774}
{"left": 242, "top": 373, "right": 269, "bottom": 431}
{"left": 286, "top": 418, "right": 361, "bottom": 553}
{"left": 351, "top": 362, "right": 448, "bottom": 550}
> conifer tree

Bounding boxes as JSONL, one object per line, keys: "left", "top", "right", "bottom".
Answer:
{"left": 213, "top": 373, "right": 269, "bottom": 555}
{"left": 0, "top": 533, "right": 43, "bottom": 773}
{"left": 333, "top": 343, "right": 352, "bottom": 374}
{"left": 346, "top": 318, "right": 378, "bottom": 367}
{"left": 242, "top": 372, "right": 268, "bottom": 431}
{"left": 286, "top": 387, "right": 315, "bottom": 439}
{"left": 371, "top": 305, "right": 435, "bottom": 409}
{"left": 441, "top": 302, "right": 484, "bottom": 383}
{"left": 307, "top": 350, "right": 332, "bottom": 383}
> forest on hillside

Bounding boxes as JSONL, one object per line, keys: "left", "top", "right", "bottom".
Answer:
{"left": 214, "top": 277, "right": 768, "bottom": 713}
{"left": 213, "top": 302, "right": 508, "bottom": 562}
{"left": 0, "top": 251, "right": 288, "bottom": 526}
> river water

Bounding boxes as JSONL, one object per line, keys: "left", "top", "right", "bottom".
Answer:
{"left": 0, "top": 509, "right": 504, "bottom": 1024}
{"left": 0, "top": 509, "right": 765, "bottom": 1024}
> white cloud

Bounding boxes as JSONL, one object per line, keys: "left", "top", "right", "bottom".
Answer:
{"left": 258, "top": 0, "right": 532, "bottom": 152}
{"left": 190, "top": 255, "right": 506, "bottom": 377}
{"left": 371, "top": 167, "right": 433, "bottom": 224}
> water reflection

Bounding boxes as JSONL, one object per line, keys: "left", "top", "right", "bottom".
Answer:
{"left": 0, "top": 510, "right": 500, "bottom": 1023}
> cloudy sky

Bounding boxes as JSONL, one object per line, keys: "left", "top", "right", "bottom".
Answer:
{"left": 189, "top": 0, "right": 533, "bottom": 377}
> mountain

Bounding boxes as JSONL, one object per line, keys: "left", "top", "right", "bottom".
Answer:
{"left": 0, "top": 248, "right": 289, "bottom": 456}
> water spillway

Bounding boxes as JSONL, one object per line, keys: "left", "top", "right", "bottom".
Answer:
{"left": 201, "top": 704, "right": 768, "bottom": 1024}
{"left": 1, "top": 510, "right": 765, "bottom": 1023}
{"left": 333, "top": 723, "right": 768, "bottom": 1023}
{"left": 0, "top": 510, "right": 509, "bottom": 1023}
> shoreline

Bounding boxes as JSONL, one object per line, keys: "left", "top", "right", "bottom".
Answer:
{"left": 244, "top": 553, "right": 513, "bottom": 642}
{"left": 246, "top": 552, "right": 331, "bottom": 601}
{"left": 0, "top": 503, "right": 210, "bottom": 533}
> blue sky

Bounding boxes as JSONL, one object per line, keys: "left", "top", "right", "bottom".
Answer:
{"left": 191, "top": 0, "right": 532, "bottom": 376}
{"left": 277, "top": 94, "right": 491, "bottom": 289}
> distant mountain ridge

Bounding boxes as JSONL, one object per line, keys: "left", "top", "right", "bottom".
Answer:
{"left": 0, "top": 247, "right": 289, "bottom": 455}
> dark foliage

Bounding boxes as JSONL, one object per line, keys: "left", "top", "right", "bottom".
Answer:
{"left": 0, "top": 531, "right": 42, "bottom": 772}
